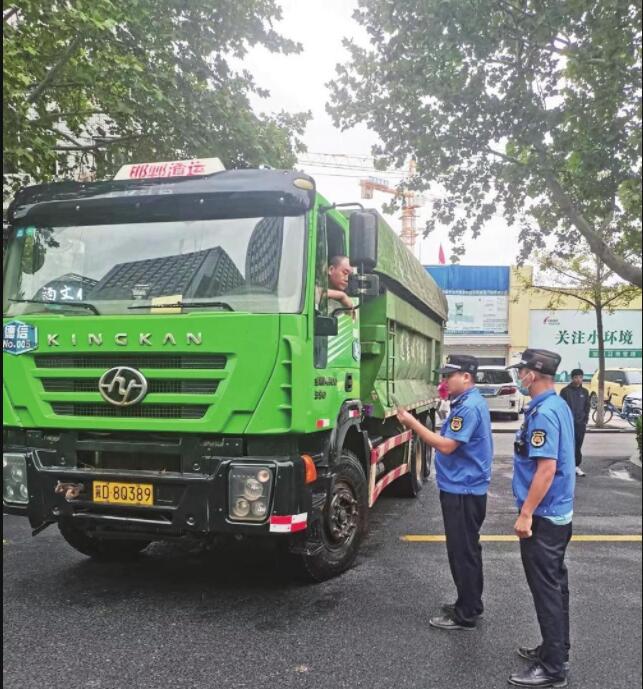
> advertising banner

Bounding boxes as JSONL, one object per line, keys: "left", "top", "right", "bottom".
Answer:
{"left": 445, "top": 293, "right": 508, "bottom": 335}
{"left": 529, "top": 309, "right": 642, "bottom": 381}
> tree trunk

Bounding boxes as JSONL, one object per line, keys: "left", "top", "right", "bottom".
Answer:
{"left": 595, "top": 299, "right": 606, "bottom": 427}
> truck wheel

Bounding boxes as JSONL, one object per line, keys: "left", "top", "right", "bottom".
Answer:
{"left": 422, "top": 440, "right": 433, "bottom": 480}
{"left": 58, "top": 519, "right": 150, "bottom": 561}
{"left": 390, "top": 435, "right": 424, "bottom": 497}
{"left": 299, "top": 451, "right": 368, "bottom": 582}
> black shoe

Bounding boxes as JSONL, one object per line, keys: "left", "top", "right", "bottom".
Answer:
{"left": 508, "top": 663, "right": 568, "bottom": 687}
{"left": 429, "top": 614, "right": 476, "bottom": 631}
{"left": 442, "top": 603, "right": 484, "bottom": 619}
{"left": 517, "top": 646, "right": 570, "bottom": 673}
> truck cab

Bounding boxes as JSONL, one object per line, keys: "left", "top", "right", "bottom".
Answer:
{"left": 3, "top": 163, "right": 446, "bottom": 580}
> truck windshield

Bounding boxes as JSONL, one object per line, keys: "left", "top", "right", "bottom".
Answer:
{"left": 3, "top": 216, "right": 306, "bottom": 316}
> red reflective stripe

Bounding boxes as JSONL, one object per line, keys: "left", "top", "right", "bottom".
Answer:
{"left": 371, "top": 464, "right": 410, "bottom": 504}
{"left": 269, "top": 513, "right": 308, "bottom": 528}
{"left": 370, "top": 430, "right": 413, "bottom": 464}
{"left": 270, "top": 515, "right": 293, "bottom": 526}
{"left": 290, "top": 521, "right": 307, "bottom": 533}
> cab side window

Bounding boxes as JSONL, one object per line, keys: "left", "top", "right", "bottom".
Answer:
{"left": 315, "top": 214, "right": 328, "bottom": 317}
{"left": 314, "top": 214, "right": 329, "bottom": 368}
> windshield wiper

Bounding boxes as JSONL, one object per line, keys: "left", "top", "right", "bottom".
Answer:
{"left": 128, "top": 300, "right": 235, "bottom": 311}
{"left": 9, "top": 298, "right": 100, "bottom": 315}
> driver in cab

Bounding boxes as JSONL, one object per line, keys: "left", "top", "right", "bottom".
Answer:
{"left": 327, "top": 255, "right": 355, "bottom": 317}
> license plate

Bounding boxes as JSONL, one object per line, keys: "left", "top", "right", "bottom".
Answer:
{"left": 478, "top": 387, "right": 496, "bottom": 397}
{"left": 93, "top": 481, "right": 153, "bottom": 506}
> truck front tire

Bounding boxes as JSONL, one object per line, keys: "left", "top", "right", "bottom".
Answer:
{"left": 299, "top": 451, "right": 368, "bottom": 582}
{"left": 58, "top": 519, "right": 151, "bottom": 561}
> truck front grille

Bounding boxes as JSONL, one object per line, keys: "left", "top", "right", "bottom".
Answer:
{"left": 35, "top": 353, "right": 226, "bottom": 422}
{"left": 35, "top": 354, "right": 226, "bottom": 369}
{"left": 51, "top": 404, "right": 208, "bottom": 419}
{"left": 42, "top": 379, "right": 219, "bottom": 395}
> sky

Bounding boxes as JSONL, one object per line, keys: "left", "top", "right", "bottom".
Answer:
{"left": 243, "top": 0, "right": 521, "bottom": 267}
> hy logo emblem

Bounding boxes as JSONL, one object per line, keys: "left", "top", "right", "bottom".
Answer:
{"left": 98, "top": 367, "right": 148, "bottom": 407}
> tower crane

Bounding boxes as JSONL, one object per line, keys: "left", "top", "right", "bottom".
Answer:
{"left": 297, "top": 153, "right": 436, "bottom": 257}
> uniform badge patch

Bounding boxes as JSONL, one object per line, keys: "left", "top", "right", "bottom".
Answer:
{"left": 450, "top": 416, "right": 464, "bottom": 432}
{"left": 531, "top": 430, "right": 547, "bottom": 448}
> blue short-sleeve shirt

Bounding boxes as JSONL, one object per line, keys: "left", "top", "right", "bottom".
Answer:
{"left": 435, "top": 387, "right": 494, "bottom": 495}
{"left": 513, "top": 389, "right": 576, "bottom": 518}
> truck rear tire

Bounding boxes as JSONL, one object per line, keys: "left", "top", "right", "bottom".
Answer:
{"left": 422, "top": 440, "right": 432, "bottom": 480}
{"left": 58, "top": 519, "right": 150, "bottom": 561}
{"left": 299, "top": 451, "right": 368, "bottom": 582}
{"left": 390, "top": 434, "right": 424, "bottom": 497}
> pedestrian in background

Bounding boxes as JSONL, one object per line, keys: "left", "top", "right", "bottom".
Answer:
{"left": 437, "top": 377, "right": 450, "bottom": 421}
{"left": 559, "top": 369, "right": 590, "bottom": 477}
{"left": 397, "top": 355, "right": 493, "bottom": 631}
{"left": 507, "top": 349, "right": 575, "bottom": 688}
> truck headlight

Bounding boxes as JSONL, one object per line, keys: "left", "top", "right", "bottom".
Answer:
{"left": 3, "top": 453, "right": 29, "bottom": 505}
{"left": 228, "top": 465, "right": 273, "bottom": 522}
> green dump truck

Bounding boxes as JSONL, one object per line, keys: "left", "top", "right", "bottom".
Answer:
{"left": 2, "top": 161, "right": 446, "bottom": 580}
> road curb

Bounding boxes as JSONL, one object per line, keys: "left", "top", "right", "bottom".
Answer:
{"left": 628, "top": 452, "right": 642, "bottom": 481}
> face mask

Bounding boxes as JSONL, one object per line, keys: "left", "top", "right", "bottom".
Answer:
{"left": 519, "top": 371, "right": 534, "bottom": 397}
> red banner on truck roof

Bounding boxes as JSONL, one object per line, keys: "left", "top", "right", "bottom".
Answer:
{"left": 114, "top": 158, "right": 225, "bottom": 181}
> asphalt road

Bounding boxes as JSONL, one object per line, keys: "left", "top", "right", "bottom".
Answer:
{"left": 3, "top": 433, "right": 641, "bottom": 689}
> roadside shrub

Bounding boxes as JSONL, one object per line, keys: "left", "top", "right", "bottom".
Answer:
{"left": 636, "top": 416, "right": 643, "bottom": 461}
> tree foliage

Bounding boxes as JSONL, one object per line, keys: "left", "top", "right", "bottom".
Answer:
{"left": 3, "top": 0, "right": 310, "bottom": 198}
{"left": 329, "top": 0, "right": 642, "bottom": 287}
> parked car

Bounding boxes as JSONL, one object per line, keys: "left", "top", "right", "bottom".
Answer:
{"left": 589, "top": 368, "right": 642, "bottom": 410}
{"left": 476, "top": 366, "right": 524, "bottom": 420}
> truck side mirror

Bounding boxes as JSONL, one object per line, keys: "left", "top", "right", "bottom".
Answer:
{"left": 315, "top": 315, "right": 338, "bottom": 337}
{"left": 346, "top": 272, "right": 380, "bottom": 298}
{"left": 349, "top": 211, "right": 378, "bottom": 273}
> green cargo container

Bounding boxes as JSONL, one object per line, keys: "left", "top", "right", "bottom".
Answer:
{"left": 344, "top": 210, "right": 447, "bottom": 418}
{"left": 3, "top": 166, "right": 445, "bottom": 580}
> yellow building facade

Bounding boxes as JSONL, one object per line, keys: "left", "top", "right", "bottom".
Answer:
{"left": 508, "top": 267, "right": 642, "bottom": 381}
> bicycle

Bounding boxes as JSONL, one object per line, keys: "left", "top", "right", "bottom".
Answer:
{"left": 591, "top": 393, "right": 642, "bottom": 427}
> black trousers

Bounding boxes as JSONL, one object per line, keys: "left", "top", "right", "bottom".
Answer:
{"left": 520, "top": 516, "right": 573, "bottom": 677}
{"left": 440, "top": 491, "right": 487, "bottom": 626}
{"left": 573, "top": 422, "right": 586, "bottom": 467}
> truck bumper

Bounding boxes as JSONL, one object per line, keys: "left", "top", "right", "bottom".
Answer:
{"left": 3, "top": 442, "right": 324, "bottom": 541}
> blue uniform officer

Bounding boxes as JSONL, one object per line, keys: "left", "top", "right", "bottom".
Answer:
{"left": 507, "top": 349, "right": 575, "bottom": 688}
{"left": 397, "top": 354, "right": 493, "bottom": 631}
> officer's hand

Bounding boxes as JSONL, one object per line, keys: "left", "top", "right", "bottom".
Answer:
{"left": 396, "top": 409, "right": 415, "bottom": 428}
{"left": 514, "top": 513, "right": 533, "bottom": 539}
